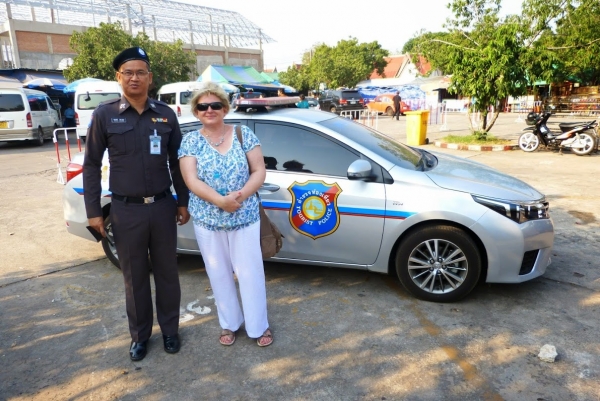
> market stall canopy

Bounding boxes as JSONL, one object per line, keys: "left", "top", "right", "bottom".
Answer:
{"left": 358, "top": 84, "right": 426, "bottom": 110}
{"left": 23, "top": 77, "right": 67, "bottom": 90}
{"left": 0, "top": 74, "right": 23, "bottom": 88}
{"left": 63, "top": 77, "right": 103, "bottom": 93}
{"left": 194, "top": 77, "right": 240, "bottom": 94}
{"left": 201, "top": 65, "right": 273, "bottom": 86}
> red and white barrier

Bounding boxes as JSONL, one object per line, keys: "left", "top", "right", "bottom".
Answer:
{"left": 53, "top": 127, "right": 82, "bottom": 184}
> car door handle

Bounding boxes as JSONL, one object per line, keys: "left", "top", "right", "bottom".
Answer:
{"left": 259, "top": 183, "right": 280, "bottom": 193}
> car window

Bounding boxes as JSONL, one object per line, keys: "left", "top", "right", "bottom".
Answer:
{"left": 254, "top": 122, "right": 360, "bottom": 177}
{"left": 341, "top": 91, "right": 361, "bottom": 99}
{"left": 180, "top": 91, "right": 193, "bottom": 105}
{"left": 319, "top": 117, "right": 422, "bottom": 170}
{"left": 38, "top": 97, "right": 48, "bottom": 111}
{"left": 159, "top": 92, "right": 176, "bottom": 105}
{"left": 0, "top": 94, "right": 25, "bottom": 112}
{"left": 77, "top": 92, "right": 121, "bottom": 110}
{"left": 27, "top": 95, "right": 44, "bottom": 111}
{"left": 180, "top": 121, "right": 203, "bottom": 136}
{"left": 47, "top": 98, "right": 57, "bottom": 110}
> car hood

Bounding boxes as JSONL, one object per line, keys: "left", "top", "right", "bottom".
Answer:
{"left": 425, "top": 152, "right": 544, "bottom": 201}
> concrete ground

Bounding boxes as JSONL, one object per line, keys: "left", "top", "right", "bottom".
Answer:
{"left": 1, "top": 112, "right": 599, "bottom": 401}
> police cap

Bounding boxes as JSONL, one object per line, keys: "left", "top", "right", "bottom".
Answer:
{"left": 112, "top": 47, "right": 150, "bottom": 71}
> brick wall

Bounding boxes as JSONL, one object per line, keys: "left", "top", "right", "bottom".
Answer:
{"left": 15, "top": 31, "right": 74, "bottom": 54}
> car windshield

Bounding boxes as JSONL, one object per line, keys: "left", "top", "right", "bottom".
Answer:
{"left": 77, "top": 92, "right": 121, "bottom": 110}
{"left": 0, "top": 94, "right": 25, "bottom": 112}
{"left": 319, "top": 117, "right": 422, "bottom": 170}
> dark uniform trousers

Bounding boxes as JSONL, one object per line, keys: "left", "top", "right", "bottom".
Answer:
{"left": 111, "top": 193, "right": 180, "bottom": 342}
{"left": 393, "top": 103, "right": 402, "bottom": 120}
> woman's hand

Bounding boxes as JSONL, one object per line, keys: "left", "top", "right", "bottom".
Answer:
{"left": 218, "top": 191, "right": 242, "bottom": 213}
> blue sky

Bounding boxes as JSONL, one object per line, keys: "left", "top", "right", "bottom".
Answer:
{"left": 192, "top": 0, "right": 524, "bottom": 71}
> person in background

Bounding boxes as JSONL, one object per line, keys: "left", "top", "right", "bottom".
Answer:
{"left": 277, "top": 88, "right": 286, "bottom": 97}
{"left": 63, "top": 103, "right": 76, "bottom": 128}
{"left": 296, "top": 94, "right": 309, "bottom": 109}
{"left": 313, "top": 91, "right": 321, "bottom": 110}
{"left": 83, "top": 47, "right": 190, "bottom": 361}
{"left": 178, "top": 82, "right": 273, "bottom": 348}
{"left": 393, "top": 91, "right": 404, "bottom": 120}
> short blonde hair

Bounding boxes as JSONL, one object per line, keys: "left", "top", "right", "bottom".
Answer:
{"left": 190, "top": 82, "right": 230, "bottom": 114}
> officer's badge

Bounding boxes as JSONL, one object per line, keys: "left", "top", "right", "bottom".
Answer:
{"left": 288, "top": 181, "right": 342, "bottom": 239}
{"left": 139, "top": 48, "right": 146, "bottom": 56}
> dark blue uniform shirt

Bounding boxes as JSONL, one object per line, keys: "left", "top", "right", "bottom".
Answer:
{"left": 83, "top": 96, "right": 189, "bottom": 218}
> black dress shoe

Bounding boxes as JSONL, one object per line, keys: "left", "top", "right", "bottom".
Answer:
{"left": 163, "top": 334, "right": 180, "bottom": 354}
{"left": 129, "top": 340, "right": 148, "bottom": 361}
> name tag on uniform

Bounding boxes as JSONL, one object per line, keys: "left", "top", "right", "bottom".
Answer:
{"left": 150, "top": 129, "right": 161, "bottom": 155}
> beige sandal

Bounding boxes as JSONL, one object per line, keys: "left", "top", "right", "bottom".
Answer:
{"left": 257, "top": 329, "right": 273, "bottom": 347}
{"left": 219, "top": 329, "right": 236, "bottom": 346}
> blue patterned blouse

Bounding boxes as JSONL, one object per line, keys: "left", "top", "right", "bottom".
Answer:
{"left": 178, "top": 125, "right": 261, "bottom": 231}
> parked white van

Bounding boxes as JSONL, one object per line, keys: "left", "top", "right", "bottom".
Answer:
{"left": 156, "top": 81, "right": 205, "bottom": 118}
{"left": 0, "top": 87, "right": 62, "bottom": 146}
{"left": 74, "top": 81, "right": 122, "bottom": 140}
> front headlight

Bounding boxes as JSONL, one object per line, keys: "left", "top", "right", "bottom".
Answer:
{"left": 472, "top": 195, "right": 550, "bottom": 224}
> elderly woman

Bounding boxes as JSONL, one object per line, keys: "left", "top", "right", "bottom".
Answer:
{"left": 178, "top": 82, "right": 273, "bottom": 347}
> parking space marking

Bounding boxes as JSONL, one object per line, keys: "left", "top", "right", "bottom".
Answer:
{"left": 384, "top": 277, "right": 504, "bottom": 401}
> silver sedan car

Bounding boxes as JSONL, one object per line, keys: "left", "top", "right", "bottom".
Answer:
{"left": 63, "top": 98, "right": 554, "bottom": 302}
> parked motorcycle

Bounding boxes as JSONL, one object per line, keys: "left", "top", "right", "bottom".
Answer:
{"left": 518, "top": 112, "right": 598, "bottom": 156}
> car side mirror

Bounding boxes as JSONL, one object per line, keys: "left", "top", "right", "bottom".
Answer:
{"left": 183, "top": 90, "right": 191, "bottom": 98}
{"left": 347, "top": 159, "right": 374, "bottom": 181}
{"left": 84, "top": 91, "right": 91, "bottom": 101}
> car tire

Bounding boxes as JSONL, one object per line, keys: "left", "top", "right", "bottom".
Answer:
{"left": 102, "top": 215, "right": 120, "bottom": 269}
{"left": 385, "top": 107, "right": 394, "bottom": 116}
{"left": 329, "top": 106, "right": 337, "bottom": 114}
{"left": 395, "top": 225, "right": 481, "bottom": 302}
{"left": 518, "top": 132, "right": 540, "bottom": 152}
{"left": 34, "top": 127, "right": 44, "bottom": 146}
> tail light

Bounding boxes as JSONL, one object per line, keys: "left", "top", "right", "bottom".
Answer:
{"left": 177, "top": 106, "right": 181, "bottom": 117}
{"left": 358, "top": 98, "right": 364, "bottom": 104}
{"left": 339, "top": 99, "right": 347, "bottom": 105}
{"left": 66, "top": 162, "right": 83, "bottom": 182}
{"left": 75, "top": 112, "right": 80, "bottom": 126}
{"left": 26, "top": 112, "right": 32, "bottom": 128}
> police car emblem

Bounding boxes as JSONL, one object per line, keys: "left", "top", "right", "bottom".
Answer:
{"left": 288, "top": 181, "right": 342, "bottom": 239}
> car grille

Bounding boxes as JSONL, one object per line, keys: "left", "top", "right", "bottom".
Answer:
{"left": 519, "top": 250, "right": 540, "bottom": 275}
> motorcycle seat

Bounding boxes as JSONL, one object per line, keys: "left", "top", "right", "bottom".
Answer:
{"left": 558, "top": 122, "right": 591, "bottom": 132}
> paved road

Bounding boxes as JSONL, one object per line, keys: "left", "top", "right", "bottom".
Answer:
{"left": 1, "top": 113, "right": 599, "bottom": 401}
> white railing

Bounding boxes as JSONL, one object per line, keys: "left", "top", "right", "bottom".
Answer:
{"left": 340, "top": 110, "right": 379, "bottom": 130}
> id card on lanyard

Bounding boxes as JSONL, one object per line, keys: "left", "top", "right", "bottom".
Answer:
{"left": 150, "top": 129, "right": 161, "bottom": 155}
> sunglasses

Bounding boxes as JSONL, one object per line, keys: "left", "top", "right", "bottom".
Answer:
{"left": 196, "top": 102, "right": 224, "bottom": 111}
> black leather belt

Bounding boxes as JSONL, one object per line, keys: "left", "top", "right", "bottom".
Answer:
{"left": 112, "top": 190, "right": 170, "bottom": 204}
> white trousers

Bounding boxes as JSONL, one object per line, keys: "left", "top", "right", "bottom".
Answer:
{"left": 193, "top": 221, "right": 269, "bottom": 338}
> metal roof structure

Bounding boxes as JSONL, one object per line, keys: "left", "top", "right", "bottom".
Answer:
{"left": 0, "top": 0, "right": 274, "bottom": 48}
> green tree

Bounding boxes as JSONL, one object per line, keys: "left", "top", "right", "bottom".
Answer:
{"left": 278, "top": 65, "right": 309, "bottom": 94}
{"left": 279, "top": 38, "right": 388, "bottom": 91}
{"left": 523, "top": 0, "right": 600, "bottom": 85}
{"left": 408, "top": 0, "right": 600, "bottom": 133}
{"left": 64, "top": 22, "right": 196, "bottom": 95}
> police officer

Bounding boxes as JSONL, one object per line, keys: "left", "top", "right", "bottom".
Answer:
{"left": 83, "top": 47, "right": 190, "bottom": 361}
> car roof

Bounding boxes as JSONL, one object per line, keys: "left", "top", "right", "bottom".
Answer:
{"left": 178, "top": 106, "right": 336, "bottom": 128}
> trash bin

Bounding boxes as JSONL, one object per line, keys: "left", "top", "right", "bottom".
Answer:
{"left": 405, "top": 110, "right": 429, "bottom": 145}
